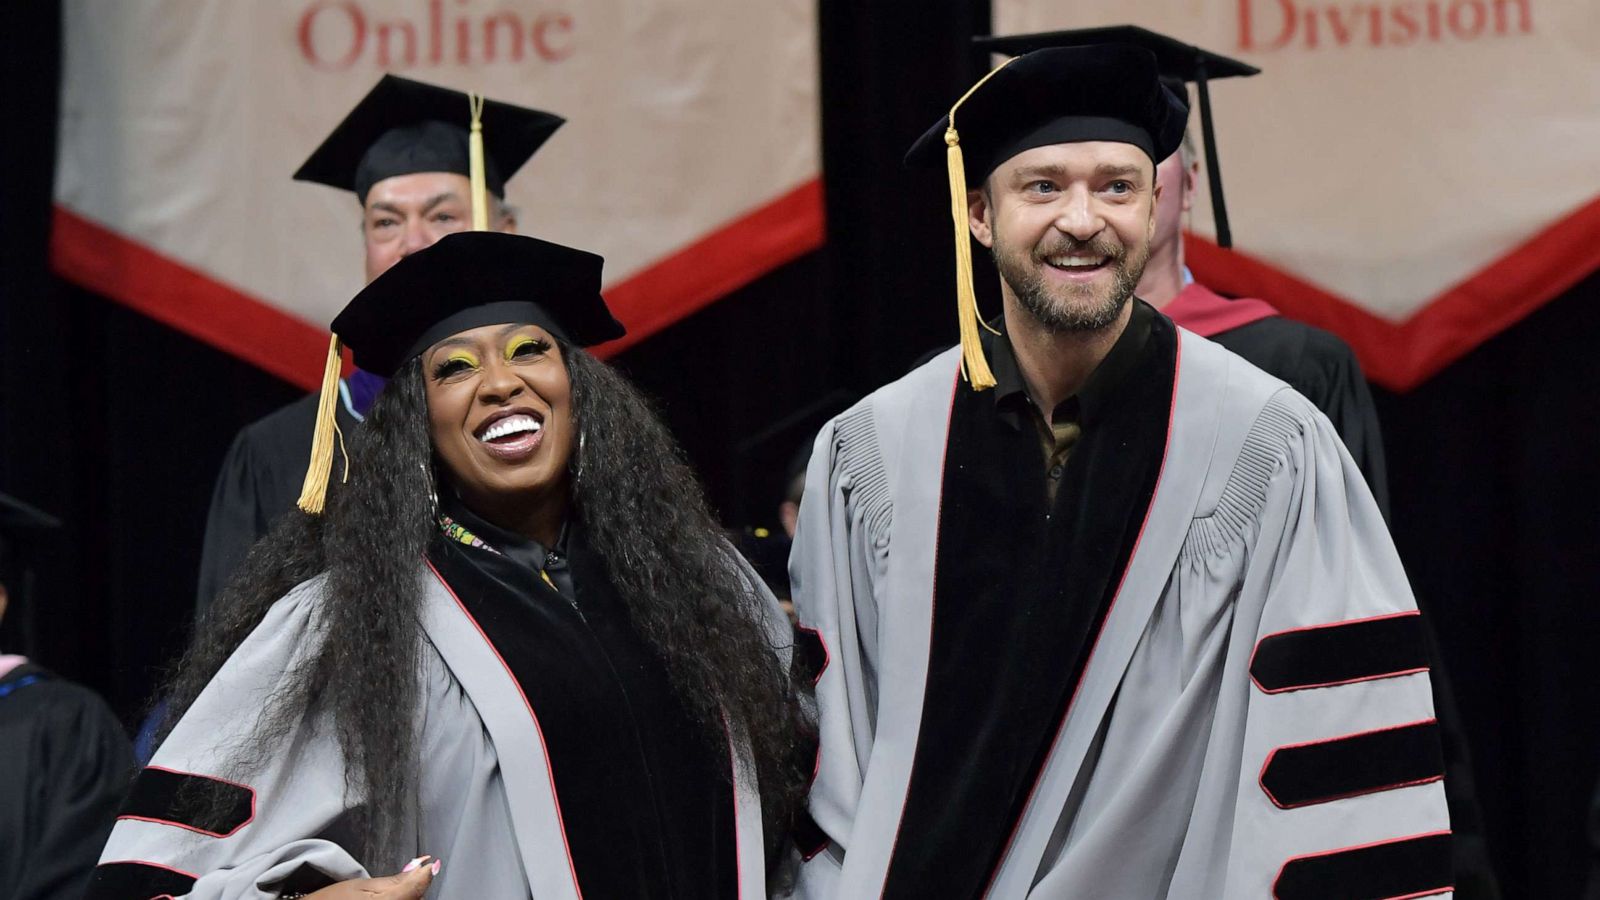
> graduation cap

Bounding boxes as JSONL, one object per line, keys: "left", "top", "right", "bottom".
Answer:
{"left": 973, "top": 25, "right": 1260, "bottom": 250}
{"left": 297, "top": 232, "right": 625, "bottom": 514}
{"left": 904, "top": 44, "right": 1187, "bottom": 390}
{"left": 333, "top": 231, "right": 624, "bottom": 376}
{"left": 293, "top": 74, "right": 565, "bottom": 209}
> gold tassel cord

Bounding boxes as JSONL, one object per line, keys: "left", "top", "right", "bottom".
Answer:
{"left": 296, "top": 335, "right": 346, "bottom": 515}
{"left": 468, "top": 92, "right": 489, "bottom": 231}
{"left": 944, "top": 57, "right": 1018, "bottom": 391}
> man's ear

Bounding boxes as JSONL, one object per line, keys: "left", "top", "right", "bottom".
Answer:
{"left": 968, "top": 185, "right": 994, "bottom": 248}
{"left": 1181, "top": 160, "right": 1200, "bottom": 214}
{"left": 0, "top": 583, "right": 9, "bottom": 629}
{"left": 495, "top": 204, "right": 519, "bottom": 234}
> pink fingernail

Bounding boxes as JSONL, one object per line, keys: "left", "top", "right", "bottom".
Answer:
{"left": 402, "top": 856, "right": 429, "bottom": 873}
{"left": 430, "top": 859, "right": 443, "bottom": 876}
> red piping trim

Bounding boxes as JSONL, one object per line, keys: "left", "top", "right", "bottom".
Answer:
{"left": 423, "top": 559, "right": 585, "bottom": 899}
{"left": 1249, "top": 610, "right": 1429, "bottom": 695}
{"left": 1271, "top": 829, "right": 1454, "bottom": 900}
{"left": 981, "top": 335, "right": 1186, "bottom": 894}
{"left": 1258, "top": 718, "right": 1442, "bottom": 810}
{"left": 876, "top": 364, "right": 963, "bottom": 897}
{"left": 115, "top": 765, "right": 258, "bottom": 839}
{"left": 1186, "top": 191, "right": 1600, "bottom": 391}
{"left": 50, "top": 180, "right": 824, "bottom": 389}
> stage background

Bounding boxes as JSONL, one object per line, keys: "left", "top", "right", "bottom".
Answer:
{"left": 3, "top": 2, "right": 1597, "bottom": 895}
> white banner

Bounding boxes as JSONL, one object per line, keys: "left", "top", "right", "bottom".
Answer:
{"left": 54, "top": 0, "right": 822, "bottom": 387}
{"left": 994, "top": 1, "right": 1600, "bottom": 388}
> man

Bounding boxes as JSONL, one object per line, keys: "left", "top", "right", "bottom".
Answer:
{"left": 977, "top": 26, "right": 1389, "bottom": 513}
{"left": 195, "top": 75, "right": 562, "bottom": 616}
{"left": 0, "top": 492, "right": 134, "bottom": 900}
{"left": 976, "top": 30, "right": 1498, "bottom": 895}
{"left": 790, "top": 45, "right": 1450, "bottom": 897}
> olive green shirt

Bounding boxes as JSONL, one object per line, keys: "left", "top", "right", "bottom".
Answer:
{"left": 987, "top": 300, "right": 1155, "bottom": 505}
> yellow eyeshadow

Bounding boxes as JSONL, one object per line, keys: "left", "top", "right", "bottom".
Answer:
{"left": 504, "top": 337, "right": 538, "bottom": 361}
{"left": 446, "top": 350, "right": 479, "bottom": 367}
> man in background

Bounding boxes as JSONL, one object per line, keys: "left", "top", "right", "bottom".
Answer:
{"left": 0, "top": 493, "right": 133, "bottom": 900}
{"left": 196, "top": 76, "right": 562, "bottom": 617}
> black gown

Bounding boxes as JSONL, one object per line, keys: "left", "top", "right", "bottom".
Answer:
{"left": 196, "top": 393, "right": 358, "bottom": 618}
{"left": 1207, "top": 316, "right": 1391, "bottom": 518}
{"left": 429, "top": 500, "right": 739, "bottom": 898}
{"left": 0, "top": 663, "right": 134, "bottom": 900}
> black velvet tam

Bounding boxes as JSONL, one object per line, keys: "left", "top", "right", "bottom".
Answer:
{"left": 973, "top": 25, "right": 1259, "bottom": 83}
{"left": 293, "top": 74, "right": 564, "bottom": 204}
{"left": 903, "top": 44, "right": 1188, "bottom": 182}
{"left": 330, "top": 231, "right": 625, "bottom": 376}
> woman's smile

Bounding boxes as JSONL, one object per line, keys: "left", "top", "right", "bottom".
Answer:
{"left": 472, "top": 406, "right": 545, "bottom": 462}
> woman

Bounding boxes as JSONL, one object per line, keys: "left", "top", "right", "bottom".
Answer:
{"left": 89, "top": 232, "right": 808, "bottom": 898}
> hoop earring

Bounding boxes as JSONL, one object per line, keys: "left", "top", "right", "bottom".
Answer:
{"left": 422, "top": 461, "right": 439, "bottom": 517}
{"left": 572, "top": 428, "right": 587, "bottom": 487}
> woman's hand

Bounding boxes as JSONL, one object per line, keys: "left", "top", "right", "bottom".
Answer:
{"left": 299, "top": 855, "right": 441, "bottom": 898}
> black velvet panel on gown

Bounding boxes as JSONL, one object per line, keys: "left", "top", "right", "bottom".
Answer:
{"left": 426, "top": 525, "right": 737, "bottom": 899}
{"left": 881, "top": 311, "right": 1177, "bottom": 899}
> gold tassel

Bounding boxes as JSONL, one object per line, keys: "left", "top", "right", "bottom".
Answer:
{"left": 296, "top": 335, "right": 346, "bottom": 515}
{"left": 944, "top": 57, "right": 1018, "bottom": 391}
{"left": 467, "top": 92, "right": 489, "bottom": 231}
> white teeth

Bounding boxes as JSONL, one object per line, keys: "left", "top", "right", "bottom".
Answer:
{"left": 1046, "top": 255, "right": 1108, "bottom": 268}
{"left": 479, "top": 415, "right": 541, "bottom": 442}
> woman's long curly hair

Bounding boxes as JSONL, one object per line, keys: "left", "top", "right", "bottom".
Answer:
{"left": 160, "top": 344, "right": 811, "bottom": 865}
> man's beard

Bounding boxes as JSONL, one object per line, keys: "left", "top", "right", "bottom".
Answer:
{"left": 994, "top": 234, "right": 1148, "bottom": 334}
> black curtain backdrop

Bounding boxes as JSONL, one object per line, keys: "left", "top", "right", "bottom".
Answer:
{"left": 3, "top": 1, "right": 1597, "bottom": 895}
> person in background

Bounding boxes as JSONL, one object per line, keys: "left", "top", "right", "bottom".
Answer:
{"left": 196, "top": 75, "right": 563, "bottom": 620}
{"left": 0, "top": 492, "right": 134, "bottom": 900}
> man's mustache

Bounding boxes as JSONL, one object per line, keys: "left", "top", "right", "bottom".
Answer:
{"left": 1034, "top": 238, "right": 1124, "bottom": 261}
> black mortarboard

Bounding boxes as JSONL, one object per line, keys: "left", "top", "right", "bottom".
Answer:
{"left": 973, "top": 26, "right": 1260, "bottom": 248}
{"left": 905, "top": 45, "right": 1187, "bottom": 180}
{"left": 333, "top": 230, "right": 625, "bottom": 377}
{"left": 904, "top": 44, "right": 1187, "bottom": 391}
{"left": 293, "top": 74, "right": 564, "bottom": 205}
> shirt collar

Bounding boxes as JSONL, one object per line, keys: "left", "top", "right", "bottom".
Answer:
{"left": 439, "top": 492, "right": 565, "bottom": 573}
{"left": 988, "top": 298, "right": 1155, "bottom": 428}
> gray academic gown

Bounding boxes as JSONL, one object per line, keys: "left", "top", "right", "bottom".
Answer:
{"left": 95, "top": 566, "right": 778, "bottom": 898}
{"left": 789, "top": 333, "right": 1451, "bottom": 898}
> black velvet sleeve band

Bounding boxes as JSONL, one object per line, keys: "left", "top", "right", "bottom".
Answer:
{"left": 1251, "top": 612, "right": 1428, "bottom": 693}
{"left": 83, "top": 861, "right": 198, "bottom": 899}
{"left": 117, "top": 765, "right": 256, "bottom": 838}
{"left": 1260, "top": 720, "right": 1445, "bottom": 809}
{"left": 794, "top": 625, "right": 830, "bottom": 687}
{"left": 1273, "top": 831, "right": 1453, "bottom": 899}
